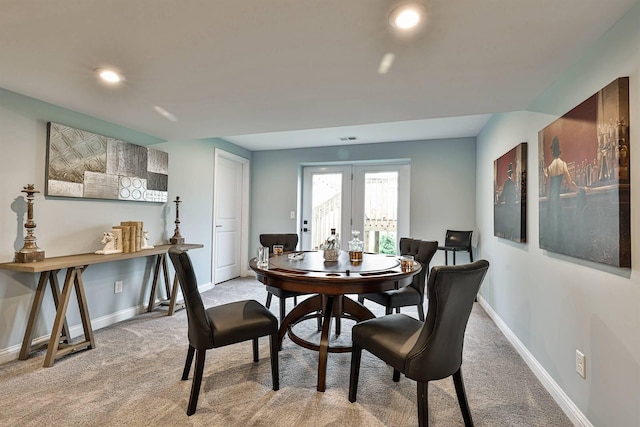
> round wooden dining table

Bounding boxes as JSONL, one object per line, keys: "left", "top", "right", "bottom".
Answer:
{"left": 250, "top": 250, "right": 422, "bottom": 392}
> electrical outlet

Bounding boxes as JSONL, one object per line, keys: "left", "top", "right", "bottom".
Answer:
{"left": 576, "top": 350, "right": 586, "bottom": 379}
{"left": 114, "top": 280, "right": 123, "bottom": 294}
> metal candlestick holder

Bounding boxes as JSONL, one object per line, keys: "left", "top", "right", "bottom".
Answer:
{"left": 15, "top": 184, "right": 45, "bottom": 263}
{"left": 169, "top": 196, "right": 185, "bottom": 244}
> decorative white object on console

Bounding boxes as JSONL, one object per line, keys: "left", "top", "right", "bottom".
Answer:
{"left": 95, "top": 231, "right": 123, "bottom": 254}
{"left": 141, "top": 230, "right": 154, "bottom": 249}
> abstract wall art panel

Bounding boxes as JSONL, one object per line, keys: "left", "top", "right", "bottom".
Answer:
{"left": 538, "top": 77, "right": 630, "bottom": 268}
{"left": 46, "top": 123, "right": 168, "bottom": 203}
{"left": 494, "top": 143, "right": 527, "bottom": 243}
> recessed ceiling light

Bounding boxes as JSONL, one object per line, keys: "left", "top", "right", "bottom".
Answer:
{"left": 389, "top": 3, "right": 426, "bottom": 30}
{"left": 95, "top": 68, "right": 124, "bottom": 84}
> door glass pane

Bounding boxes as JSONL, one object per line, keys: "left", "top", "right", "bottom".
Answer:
{"left": 363, "top": 171, "right": 398, "bottom": 254}
{"left": 311, "top": 173, "right": 342, "bottom": 250}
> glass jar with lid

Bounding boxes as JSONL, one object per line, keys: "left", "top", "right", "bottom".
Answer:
{"left": 348, "top": 230, "right": 363, "bottom": 263}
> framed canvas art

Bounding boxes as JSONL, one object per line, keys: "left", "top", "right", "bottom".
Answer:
{"left": 46, "top": 123, "right": 168, "bottom": 203}
{"left": 538, "top": 77, "right": 630, "bottom": 267}
{"left": 494, "top": 143, "right": 527, "bottom": 242}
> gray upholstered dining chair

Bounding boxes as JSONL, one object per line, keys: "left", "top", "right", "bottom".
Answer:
{"left": 169, "top": 247, "right": 279, "bottom": 416}
{"left": 357, "top": 238, "right": 438, "bottom": 321}
{"left": 259, "top": 233, "right": 304, "bottom": 322}
{"left": 349, "top": 260, "right": 490, "bottom": 427}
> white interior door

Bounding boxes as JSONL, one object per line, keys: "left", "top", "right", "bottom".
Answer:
{"left": 213, "top": 149, "right": 249, "bottom": 284}
{"left": 301, "top": 162, "right": 410, "bottom": 253}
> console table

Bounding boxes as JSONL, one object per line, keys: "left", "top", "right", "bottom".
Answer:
{"left": 0, "top": 243, "right": 202, "bottom": 367}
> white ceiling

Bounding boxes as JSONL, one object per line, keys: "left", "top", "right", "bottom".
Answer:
{"left": 1, "top": 0, "right": 637, "bottom": 151}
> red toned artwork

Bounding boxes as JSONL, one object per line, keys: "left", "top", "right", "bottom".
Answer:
{"left": 538, "top": 77, "right": 630, "bottom": 267}
{"left": 494, "top": 143, "right": 527, "bottom": 243}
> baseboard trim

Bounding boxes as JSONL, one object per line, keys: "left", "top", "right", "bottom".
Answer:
{"left": 477, "top": 295, "right": 593, "bottom": 427}
{"left": 0, "top": 282, "right": 213, "bottom": 365}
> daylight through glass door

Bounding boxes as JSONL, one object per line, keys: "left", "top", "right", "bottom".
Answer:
{"left": 301, "top": 163, "right": 409, "bottom": 253}
{"left": 362, "top": 171, "right": 399, "bottom": 254}
{"left": 311, "top": 173, "right": 342, "bottom": 250}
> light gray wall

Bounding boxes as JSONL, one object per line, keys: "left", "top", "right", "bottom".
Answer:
{"left": 154, "top": 138, "right": 251, "bottom": 285}
{"left": 0, "top": 87, "right": 250, "bottom": 358}
{"left": 475, "top": 3, "right": 640, "bottom": 425}
{"left": 0, "top": 88, "right": 167, "bottom": 353}
{"left": 250, "top": 138, "right": 477, "bottom": 262}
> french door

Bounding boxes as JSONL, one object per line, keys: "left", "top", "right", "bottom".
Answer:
{"left": 301, "top": 163, "right": 410, "bottom": 254}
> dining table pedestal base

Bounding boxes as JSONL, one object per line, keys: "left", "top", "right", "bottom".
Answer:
{"left": 279, "top": 294, "right": 375, "bottom": 392}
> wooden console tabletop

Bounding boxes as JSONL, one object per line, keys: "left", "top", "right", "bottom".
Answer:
{"left": 0, "top": 245, "right": 174, "bottom": 273}
{"left": 0, "top": 243, "right": 202, "bottom": 367}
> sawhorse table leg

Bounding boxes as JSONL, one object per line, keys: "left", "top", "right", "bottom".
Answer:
{"left": 147, "top": 253, "right": 170, "bottom": 312}
{"left": 43, "top": 266, "right": 95, "bottom": 367}
{"left": 19, "top": 270, "right": 73, "bottom": 361}
{"left": 167, "top": 274, "right": 181, "bottom": 316}
{"left": 147, "top": 253, "right": 184, "bottom": 315}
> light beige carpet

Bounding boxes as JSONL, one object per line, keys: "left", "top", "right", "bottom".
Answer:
{"left": 0, "top": 277, "right": 571, "bottom": 426}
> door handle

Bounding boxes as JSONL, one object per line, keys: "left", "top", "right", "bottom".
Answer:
{"left": 216, "top": 225, "right": 222, "bottom": 227}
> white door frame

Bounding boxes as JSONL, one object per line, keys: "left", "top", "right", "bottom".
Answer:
{"left": 301, "top": 161, "right": 410, "bottom": 251}
{"left": 212, "top": 148, "right": 250, "bottom": 283}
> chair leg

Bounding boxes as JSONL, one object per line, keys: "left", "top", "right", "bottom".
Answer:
{"left": 469, "top": 249, "right": 473, "bottom": 262}
{"left": 265, "top": 292, "right": 273, "bottom": 308}
{"left": 279, "top": 298, "right": 286, "bottom": 324}
{"left": 385, "top": 306, "right": 392, "bottom": 316}
{"left": 182, "top": 345, "right": 195, "bottom": 380}
{"left": 252, "top": 338, "right": 259, "bottom": 362}
{"left": 357, "top": 295, "right": 364, "bottom": 304}
{"left": 187, "top": 349, "right": 206, "bottom": 416}
{"left": 393, "top": 369, "right": 400, "bottom": 382}
{"left": 417, "top": 381, "right": 429, "bottom": 427}
{"left": 270, "top": 333, "right": 280, "bottom": 391}
{"left": 453, "top": 368, "right": 474, "bottom": 427}
{"left": 294, "top": 296, "right": 298, "bottom": 305}
{"left": 348, "top": 343, "right": 362, "bottom": 402}
{"left": 417, "top": 303, "right": 425, "bottom": 321}
{"left": 395, "top": 307, "right": 401, "bottom": 314}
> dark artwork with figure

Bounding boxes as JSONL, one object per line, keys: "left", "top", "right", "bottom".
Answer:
{"left": 538, "top": 77, "right": 630, "bottom": 268}
{"left": 494, "top": 143, "right": 527, "bottom": 243}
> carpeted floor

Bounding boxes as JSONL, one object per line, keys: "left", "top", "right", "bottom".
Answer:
{"left": 0, "top": 277, "right": 572, "bottom": 426}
